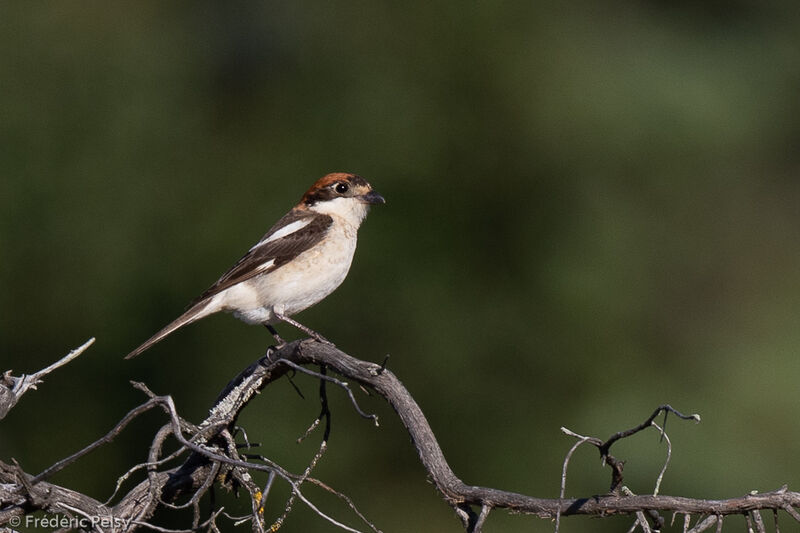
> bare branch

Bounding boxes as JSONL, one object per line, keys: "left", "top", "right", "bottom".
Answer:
{"left": 32, "top": 395, "right": 176, "bottom": 484}
{"left": 784, "top": 504, "right": 800, "bottom": 521}
{"left": 752, "top": 510, "right": 767, "bottom": 533}
{"left": 304, "top": 477, "right": 383, "bottom": 533}
{"left": 0, "top": 338, "right": 95, "bottom": 419}
{"left": 271, "top": 357, "right": 379, "bottom": 425}
{"left": 555, "top": 433, "right": 591, "bottom": 533}
{"left": 3, "top": 339, "right": 800, "bottom": 533}
{"left": 687, "top": 515, "right": 718, "bottom": 533}
{"left": 650, "top": 421, "right": 672, "bottom": 496}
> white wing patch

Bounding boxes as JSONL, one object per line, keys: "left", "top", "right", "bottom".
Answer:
{"left": 254, "top": 259, "right": 276, "bottom": 273}
{"left": 251, "top": 218, "right": 313, "bottom": 250}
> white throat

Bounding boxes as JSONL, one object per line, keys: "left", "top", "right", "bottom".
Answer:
{"left": 310, "top": 197, "right": 370, "bottom": 227}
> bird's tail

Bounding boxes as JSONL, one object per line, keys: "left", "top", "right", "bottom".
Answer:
{"left": 125, "top": 300, "right": 214, "bottom": 359}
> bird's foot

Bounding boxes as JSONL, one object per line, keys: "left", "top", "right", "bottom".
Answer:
{"left": 265, "top": 324, "right": 287, "bottom": 346}
{"left": 274, "top": 313, "right": 334, "bottom": 346}
{"left": 310, "top": 331, "right": 334, "bottom": 345}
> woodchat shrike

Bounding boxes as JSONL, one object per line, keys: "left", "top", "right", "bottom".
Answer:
{"left": 125, "top": 172, "right": 384, "bottom": 359}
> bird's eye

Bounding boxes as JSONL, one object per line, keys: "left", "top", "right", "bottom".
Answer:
{"left": 335, "top": 182, "right": 349, "bottom": 194}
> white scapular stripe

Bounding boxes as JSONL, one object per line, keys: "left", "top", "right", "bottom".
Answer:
{"left": 252, "top": 218, "right": 312, "bottom": 249}
{"left": 255, "top": 259, "right": 275, "bottom": 272}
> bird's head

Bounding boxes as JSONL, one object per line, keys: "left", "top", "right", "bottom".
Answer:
{"left": 301, "top": 173, "right": 385, "bottom": 226}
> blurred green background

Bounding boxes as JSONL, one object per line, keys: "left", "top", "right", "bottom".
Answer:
{"left": 2, "top": 2, "right": 800, "bottom": 532}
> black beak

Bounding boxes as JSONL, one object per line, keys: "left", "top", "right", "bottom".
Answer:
{"left": 361, "top": 190, "right": 386, "bottom": 205}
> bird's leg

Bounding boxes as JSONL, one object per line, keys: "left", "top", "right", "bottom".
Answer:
{"left": 265, "top": 324, "right": 286, "bottom": 346}
{"left": 274, "top": 313, "right": 333, "bottom": 345}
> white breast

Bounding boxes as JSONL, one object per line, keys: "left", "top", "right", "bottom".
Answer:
{"left": 214, "top": 222, "right": 359, "bottom": 325}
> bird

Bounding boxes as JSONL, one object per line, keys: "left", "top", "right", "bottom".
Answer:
{"left": 125, "top": 172, "right": 385, "bottom": 359}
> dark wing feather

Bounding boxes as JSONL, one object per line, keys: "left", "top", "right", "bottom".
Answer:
{"left": 192, "top": 210, "right": 333, "bottom": 304}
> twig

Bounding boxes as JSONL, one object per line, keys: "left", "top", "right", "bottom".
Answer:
{"left": 4, "top": 340, "right": 800, "bottom": 533}
{"left": 104, "top": 425, "right": 185, "bottom": 505}
{"left": 686, "top": 515, "right": 718, "bottom": 533}
{"left": 0, "top": 338, "right": 95, "bottom": 419}
{"left": 783, "top": 505, "right": 800, "bottom": 521}
{"left": 273, "top": 358, "right": 379, "bottom": 425}
{"left": 555, "top": 432, "right": 591, "bottom": 533}
{"left": 650, "top": 421, "right": 672, "bottom": 496}
{"left": 751, "top": 510, "right": 766, "bottom": 533}
{"left": 32, "top": 396, "right": 177, "bottom": 484}
{"left": 599, "top": 405, "right": 700, "bottom": 457}
{"left": 131, "top": 506, "right": 226, "bottom": 532}
{"left": 305, "top": 477, "right": 383, "bottom": 533}
{"left": 150, "top": 393, "right": 365, "bottom": 533}
{"left": 472, "top": 504, "right": 490, "bottom": 533}
{"left": 635, "top": 510, "right": 653, "bottom": 532}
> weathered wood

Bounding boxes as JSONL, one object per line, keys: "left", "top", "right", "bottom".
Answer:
{"left": 1, "top": 339, "right": 799, "bottom": 533}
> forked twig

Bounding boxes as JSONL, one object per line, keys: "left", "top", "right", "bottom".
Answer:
{"left": 0, "top": 338, "right": 95, "bottom": 419}
{"left": 4, "top": 341, "right": 800, "bottom": 533}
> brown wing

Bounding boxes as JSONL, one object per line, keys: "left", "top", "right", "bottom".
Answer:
{"left": 192, "top": 209, "right": 333, "bottom": 304}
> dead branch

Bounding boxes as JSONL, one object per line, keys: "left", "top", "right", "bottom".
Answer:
{"left": 0, "top": 338, "right": 95, "bottom": 420}
{"left": 2, "top": 339, "right": 800, "bottom": 533}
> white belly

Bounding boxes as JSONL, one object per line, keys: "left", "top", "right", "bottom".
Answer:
{"left": 213, "top": 224, "right": 358, "bottom": 325}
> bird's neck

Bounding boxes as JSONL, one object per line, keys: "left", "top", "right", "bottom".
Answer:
{"left": 309, "top": 198, "right": 370, "bottom": 228}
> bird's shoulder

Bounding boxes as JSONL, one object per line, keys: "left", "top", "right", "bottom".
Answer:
{"left": 192, "top": 208, "right": 333, "bottom": 303}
